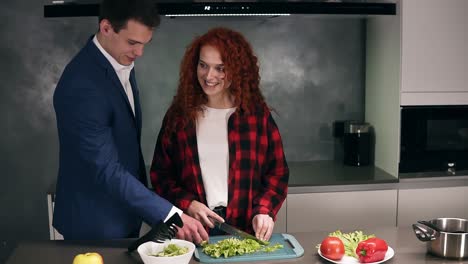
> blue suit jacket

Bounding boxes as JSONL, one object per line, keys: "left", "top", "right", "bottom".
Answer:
{"left": 53, "top": 37, "right": 172, "bottom": 239}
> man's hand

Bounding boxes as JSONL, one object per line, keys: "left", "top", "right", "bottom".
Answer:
{"left": 252, "top": 214, "right": 274, "bottom": 241}
{"left": 187, "top": 200, "right": 224, "bottom": 228}
{"left": 176, "top": 213, "right": 209, "bottom": 245}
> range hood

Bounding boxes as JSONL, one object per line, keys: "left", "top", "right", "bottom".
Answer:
{"left": 44, "top": 0, "right": 396, "bottom": 18}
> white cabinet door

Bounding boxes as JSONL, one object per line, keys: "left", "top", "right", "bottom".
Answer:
{"left": 397, "top": 186, "right": 468, "bottom": 228}
{"left": 400, "top": 0, "right": 468, "bottom": 105}
{"left": 273, "top": 200, "right": 287, "bottom": 233}
{"left": 287, "top": 190, "right": 397, "bottom": 232}
{"left": 47, "top": 194, "right": 63, "bottom": 240}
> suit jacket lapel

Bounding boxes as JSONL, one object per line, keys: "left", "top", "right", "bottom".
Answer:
{"left": 106, "top": 69, "right": 140, "bottom": 128}
{"left": 109, "top": 69, "right": 135, "bottom": 115}
{"left": 129, "top": 70, "right": 142, "bottom": 137}
{"left": 85, "top": 36, "right": 140, "bottom": 126}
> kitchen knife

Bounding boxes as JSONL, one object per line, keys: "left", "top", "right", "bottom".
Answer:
{"left": 213, "top": 220, "right": 269, "bottom": 245}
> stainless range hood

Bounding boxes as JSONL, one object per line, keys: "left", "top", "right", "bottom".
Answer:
{"left": 44, "top": 0, "right": 396, "bottom": 18}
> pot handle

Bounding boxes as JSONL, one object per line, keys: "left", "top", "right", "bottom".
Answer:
{"left": 412, "top": 223, "right": 440, "bottom": 242}
{"left": 417, "top": 220, "right": 441, "bottom": 232}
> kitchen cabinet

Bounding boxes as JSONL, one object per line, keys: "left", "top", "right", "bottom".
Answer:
{"left": 365, "top": 0, "right": 468, "bottom": 177}
{"left": 397, "top": 186, "right": 468, "bottom": 228}
{"left": 273, "top": 201, "right": 287, "bottom": 233}
{"left": 46, "top": 194, "right": 63, "bottom": 240}
{"left": 365, "top": 11, "right": 400, "bottom": 177}
{"left": 286, "top": 190, "right": 397, "bottom": 232}
{"left": 400, "top": 0, "right": 468, "bottom": 105}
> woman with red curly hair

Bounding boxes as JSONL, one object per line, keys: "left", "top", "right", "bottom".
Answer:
{"left": 150, "top": 27, "right": 289, "bottom": 241}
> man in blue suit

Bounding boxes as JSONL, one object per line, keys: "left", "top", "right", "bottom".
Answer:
{"left": 53, "top": 0, "right": 209, "bottom": 243}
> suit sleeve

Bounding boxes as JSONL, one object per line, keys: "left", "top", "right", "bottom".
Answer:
{"left": 252, "top": 113, "right": 289, "bottom": 220}
{"left": 56, "top": 78, "right": 172, "bottom": 226}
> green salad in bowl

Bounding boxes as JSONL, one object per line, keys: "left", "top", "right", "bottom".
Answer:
{"left": 137, "top": 239, "right": 195, "bottom": 264}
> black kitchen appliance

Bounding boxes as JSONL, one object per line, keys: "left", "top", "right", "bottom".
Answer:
{"left": 343, "top": 121, "right": 372, "bottom": 166}
{"left": 334, "top": 121, "right": 373, "bottom": 166}
{"left": 399, "top": 105, "right": 468, "bottom": 176}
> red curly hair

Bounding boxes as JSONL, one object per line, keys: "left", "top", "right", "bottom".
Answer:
{"left": 164, "top": 27, "right": 269, "bottom": 134}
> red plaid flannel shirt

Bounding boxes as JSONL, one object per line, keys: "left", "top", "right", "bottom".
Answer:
{"left": 150, "top": 108, "right": 289, "bottom": 234}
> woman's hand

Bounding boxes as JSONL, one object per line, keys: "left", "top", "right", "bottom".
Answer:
{"left": 252, "top": 214, "right": 274, "bottom": 241}
{"left": 187, "top": 200, "right": 224, "bottom": 228}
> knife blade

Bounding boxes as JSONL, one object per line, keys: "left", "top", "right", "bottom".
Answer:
{"left": 213, "top": 220, "right": 269, "bottom": 245}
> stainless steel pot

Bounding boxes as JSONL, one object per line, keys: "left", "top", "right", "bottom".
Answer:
{"left": 413, "top": 218, "right": 468, "bottom": 259}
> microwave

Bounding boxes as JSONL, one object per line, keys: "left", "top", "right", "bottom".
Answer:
{"left": 399, "top": 105, "right": 468, "bottom": 175}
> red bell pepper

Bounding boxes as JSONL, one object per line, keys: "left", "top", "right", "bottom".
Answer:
{"left": 355, "top": 237, "right": 388, "bottom": 263}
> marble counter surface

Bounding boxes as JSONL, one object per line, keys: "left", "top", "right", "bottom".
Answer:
{"left": 287, "top": 161, "right": 468, "bottom": 194}
{"left": 288, "top": 160, "right": 398, "bottom": 186}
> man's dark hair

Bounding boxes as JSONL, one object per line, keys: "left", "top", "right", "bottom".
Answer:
{"left": 99, "top": 0, "right": 160, "bottom": 32}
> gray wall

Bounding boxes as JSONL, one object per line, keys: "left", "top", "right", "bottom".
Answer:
{"left": 139, "top": 16, "right": 365, "bottom": 162}
{"left": 0, "top": 0, "right": 364, "bottom": 261}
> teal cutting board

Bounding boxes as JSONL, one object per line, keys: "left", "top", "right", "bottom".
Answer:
{"left": 193, "top": 233, "right": 304, "bottom": 263}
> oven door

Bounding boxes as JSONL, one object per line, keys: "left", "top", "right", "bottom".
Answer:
{"left": 399, "top": 105, "right": 468, "bottom": 174}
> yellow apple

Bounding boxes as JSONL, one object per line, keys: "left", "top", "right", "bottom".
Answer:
{"left": 72, "top": 252, "right": 104, "bottom": 264}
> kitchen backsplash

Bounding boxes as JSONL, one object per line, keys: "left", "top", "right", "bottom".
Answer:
{"left": 138, "top": 16, "right": 366, "bottom": 162}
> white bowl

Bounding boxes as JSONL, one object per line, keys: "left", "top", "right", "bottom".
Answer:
{"left": 137, "top": 239, "right": 195, "bottom": 264}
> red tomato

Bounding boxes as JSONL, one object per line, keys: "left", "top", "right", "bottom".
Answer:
{"left": 320, "top": 236, "right": 345, "bottom": 260}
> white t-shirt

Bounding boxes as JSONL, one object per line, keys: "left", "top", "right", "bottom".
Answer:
{"left": 196, "top": 106, "right": 236, "bottom": 209}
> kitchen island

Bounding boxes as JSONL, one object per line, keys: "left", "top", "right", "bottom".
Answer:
{"left": 6, "top": 227, "right": 468, "bottom": 264}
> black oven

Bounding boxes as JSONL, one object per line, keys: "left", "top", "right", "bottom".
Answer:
{"left": 399, "top": 105, "right": 468, "bottom": 176}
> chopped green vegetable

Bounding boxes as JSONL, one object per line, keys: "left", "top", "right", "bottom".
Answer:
{"left": 263, "top": 243, "right": 283, "bottom": 253}
{"left": 316, "top": 230, "right": 375, "bottom": 258}
{"left": 152, "top": 243, "right": 189, "bottom": 257}
{"left": 201, "top": 238, "right": 283, "bottom": 258}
